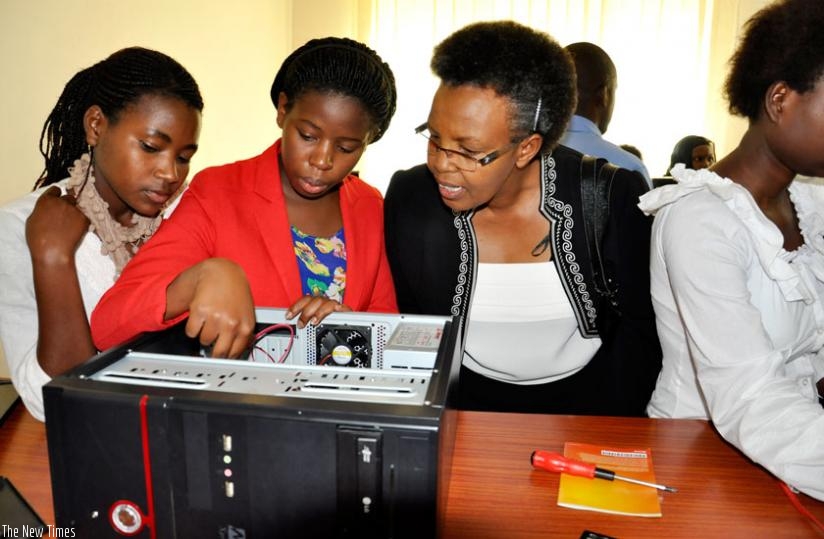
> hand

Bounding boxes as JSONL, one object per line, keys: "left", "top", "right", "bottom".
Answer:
{"left": 179, "top": 258, "right": 256, "bottom": 359}
{"left": 286, "top": 294, "right": 351, "bottom": 328}
{"left": 25, "top": 187, "right": 90, "bottom": 265}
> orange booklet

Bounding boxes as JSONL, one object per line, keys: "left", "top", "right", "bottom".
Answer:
{"left": 557, "top": 442, "right": 663, "bottom": 517}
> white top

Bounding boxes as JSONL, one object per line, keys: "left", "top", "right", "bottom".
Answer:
{"left": 0, "top": 181, "right": 116, "bottom": 421}
{"left": 463, "top": 262, "right": 600, "bottom": 384}
{"left": 638, "top": 165, "right": 824, "bottom": 501}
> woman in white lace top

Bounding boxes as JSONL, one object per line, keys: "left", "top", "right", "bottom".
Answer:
{"left": 0, "top": 48, "right": 202, "bottom": 421}
{"left": 638, "top": 0, "right": 824, "bottom": 501}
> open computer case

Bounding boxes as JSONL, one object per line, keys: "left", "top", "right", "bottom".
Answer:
{"left": 44, "top": 308, "right": 462, "bottom": 538}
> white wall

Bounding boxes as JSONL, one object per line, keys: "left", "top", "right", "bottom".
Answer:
{"left": 0, "top": 1, "right": 296, "bottom": 206}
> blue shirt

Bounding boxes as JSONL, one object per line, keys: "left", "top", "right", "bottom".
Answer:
{"left": 559, "top": 115, "right": 652, "bottom": 187}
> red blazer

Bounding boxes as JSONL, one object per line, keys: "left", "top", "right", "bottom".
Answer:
{"left": 92, "top": 141, "right": 397, "bottom": 350}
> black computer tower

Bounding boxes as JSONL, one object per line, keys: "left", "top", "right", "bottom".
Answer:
{"left": 44, "top": 309, "right": 461, "bottom": 538}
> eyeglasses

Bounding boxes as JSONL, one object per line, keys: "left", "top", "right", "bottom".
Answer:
{"left": 414, "top": 123, "right": 518, "bottom": 172}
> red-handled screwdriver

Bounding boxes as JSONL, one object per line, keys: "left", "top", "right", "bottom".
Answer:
{"left": 531, "top": 450, "right": 678, "bottom": 493}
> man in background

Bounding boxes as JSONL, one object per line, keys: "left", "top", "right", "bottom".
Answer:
{"left": 560, "top": 42, "right": 651, "bottom": 187}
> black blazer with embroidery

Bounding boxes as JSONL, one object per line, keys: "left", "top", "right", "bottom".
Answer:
{"left": 384, "top": 144, "right": 662, "bottom": 416}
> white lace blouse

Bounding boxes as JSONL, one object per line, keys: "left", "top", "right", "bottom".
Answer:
{"left": 638, "top": 165, "right": 824, "bottom": 501}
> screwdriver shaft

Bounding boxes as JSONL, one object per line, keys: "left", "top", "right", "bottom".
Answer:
{"left": 613, "top": 473, "right": 678, "bottom": 493}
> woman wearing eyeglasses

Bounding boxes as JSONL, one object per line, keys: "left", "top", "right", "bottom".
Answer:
{"left": 384, "top": 21, "right": 661, "bottom": 416}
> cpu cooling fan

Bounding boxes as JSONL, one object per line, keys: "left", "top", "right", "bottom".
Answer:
{"left": 316, "top": 325, "right": 372, "bottom": 368}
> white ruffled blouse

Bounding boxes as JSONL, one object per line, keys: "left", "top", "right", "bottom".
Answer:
{"left": 638, "top": 164, "right": 824, "bottom": 501}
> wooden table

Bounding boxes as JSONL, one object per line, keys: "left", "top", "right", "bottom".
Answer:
{"left": 442, "top": 411, "right": 824, "bottom": 538}
{"left": 1, "top": 403, "right": 822, "bottom": 538}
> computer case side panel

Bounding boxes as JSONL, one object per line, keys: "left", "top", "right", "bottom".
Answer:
{"left": 44, "top": 383, "right": 173, "bottom": 537}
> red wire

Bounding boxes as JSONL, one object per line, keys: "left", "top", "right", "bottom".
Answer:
{"left": 252, "top": 345, "right": 278, "bottom": 363}
{"left": 253, "top": 323, "right": 295, "bottom": 363}
{"left": 254, "top": 323, "right": 294, "bottom": 341}
{"left": 779, "top": 481, "right": 824, "bottom": 534}
{"left": 278, "top": 330, "right": 294, "bottom": 363}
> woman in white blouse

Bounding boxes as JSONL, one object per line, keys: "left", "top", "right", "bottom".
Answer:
{"left": 639, "top": 0, "right": 824, "bottom": 501}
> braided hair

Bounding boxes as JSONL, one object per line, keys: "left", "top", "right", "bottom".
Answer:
{"left": 37, "top": 46, "right": 203, "bottom": 188}
{"left": 270, "top": 37, "right": 397, "bottom": 143}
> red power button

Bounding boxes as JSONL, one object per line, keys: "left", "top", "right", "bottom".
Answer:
{"left": 109, "top": 500, "right": 146, "bottom": 536}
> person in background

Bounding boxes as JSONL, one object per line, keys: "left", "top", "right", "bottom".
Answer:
{"left": 385, "top": 21, "right": 661, "bottom": 416}
{"left": 665, "top": 135, "right": 716, "bottom": 175}
{"left": 620, "top": 143, "right": 643, "bottom": 161}
{"left": 0, "top": 47, "right": 203, "bottom": 421}
{"left": 638, "top": 0, "right": 824, "bottom": 501}
{"left": 560, "top": 42, "right": 652, "bottom": 187}
{"left": 92, "top": 37, "right": 398, "bottom": 357}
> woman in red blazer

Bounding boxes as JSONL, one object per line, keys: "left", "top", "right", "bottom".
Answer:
{"left": 92, "top": 37, "right": 398, "bottom": 357}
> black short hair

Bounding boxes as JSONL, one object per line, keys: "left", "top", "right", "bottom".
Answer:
{"left": 270, "top": 37, "right": 397, "bottom": 143}
{"left": 431, "top": 21, "right": 575, "bottom": 153}
{"left": 565, "top": 42, "right": 616, "bottom": 99}
{"left": 725, "top": 0, "right": 824, "bottom": 120}
{"left": 38, "top": 47, "right": 203, "bottom": 188}
{"left": 620, "top": 144, "right": 643, "bottom": 160}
